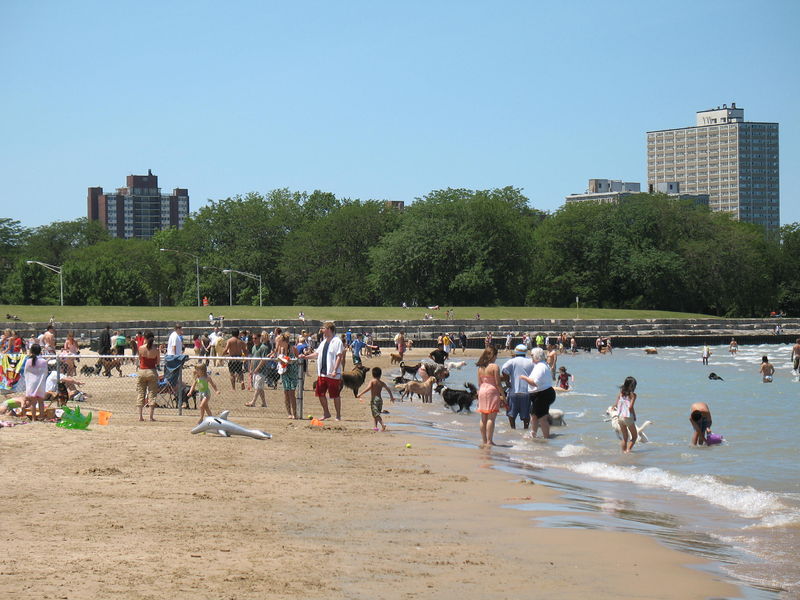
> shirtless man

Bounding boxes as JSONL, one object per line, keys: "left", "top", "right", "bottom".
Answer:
{"left": 546, "top": 345, "right": 558, "bottom": 380}
{"left": 729, "top": 337, "right": 738, "bottom": 355}
{"left": 689, "top": 402, "right": 713, "bottom": 445}
{"left": 224, "top": 329, "right": 248, "bottom": 391}
{"left": 760, "top": 355, "right": 775, "bottom": 383}
{"left": 42, "top": 325, "right": 56, "bottom": 355}
{"left": 791, "top": 338, "right": 800, "bottom": 374}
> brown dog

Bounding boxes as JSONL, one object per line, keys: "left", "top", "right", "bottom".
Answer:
{"left": 390, "top": 353, "right": 402, "bottom": 364}
{"left": 341, "top": 364, "right": 370, "bottom": 397}
{"left": 396, "top": 376, "right": 436, "bottom": 403}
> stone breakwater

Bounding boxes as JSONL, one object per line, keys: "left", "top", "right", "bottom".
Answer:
{"left": 8, "top": 317, "right": 798, "bottom": 350}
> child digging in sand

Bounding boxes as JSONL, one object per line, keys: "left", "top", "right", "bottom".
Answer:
{"left": 188, "top": 363, "right": 220, "bottom": 424}
{"left": 356, "top": 367, "right": 394, "bottom": 431}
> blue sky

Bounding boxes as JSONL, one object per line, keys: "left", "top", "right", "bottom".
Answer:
{"left": 2, "top": 0, "right": 798, "bottom": 228}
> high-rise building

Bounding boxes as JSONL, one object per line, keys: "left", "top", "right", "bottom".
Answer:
{"left": 87, "top": 170, "right": 190, "bottom": 239}
{"left": 647, "top": 104, "right": 779, "bottom": 231}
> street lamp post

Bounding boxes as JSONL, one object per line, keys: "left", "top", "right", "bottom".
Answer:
{"left": 160, "top": 248, "right": 200, "bottom": 307}
{"left": 27, "top": 261, "right": 63, "bottom": 306}
{"left": 222, "top": 269, "right": 262, "bottom": 307}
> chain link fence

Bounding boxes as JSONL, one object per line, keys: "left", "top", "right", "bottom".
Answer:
{"left": 46, "top": 353, "right": 312, "bottom": 419}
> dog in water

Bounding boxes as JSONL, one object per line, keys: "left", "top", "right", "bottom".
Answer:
{"left": 445, "top": 360, "right": 466, "bottom": 370}
{"left": 604, "top": 406, "right": 652, "bottom": 442}
{"left": 435, "top": 382, "right": 477, "bottom": 413}
{"left": 708, "top": 372, "right": 724, "bottom": 381}
{"left": 399, "top": 361, "right": 422, "bottom": 380}
{"left": 396, "top": 376, "right": 436, "bottom": 403}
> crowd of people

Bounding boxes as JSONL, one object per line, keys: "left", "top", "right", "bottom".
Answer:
{"left": 3, "top": 323, "right": 800, "bottom": 449}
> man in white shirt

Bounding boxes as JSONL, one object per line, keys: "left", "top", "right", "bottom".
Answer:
{"left": 501, "top": 344, "right": 533, "bottom": 430}
{"left": 304, "top": 321, "right": 345, "bottom": 421}
{"left": 167, "top": 324, "right": 184, "bottom": 356}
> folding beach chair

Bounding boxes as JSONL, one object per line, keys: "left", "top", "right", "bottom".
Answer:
{"left": 152, "top": 354, "right": 190, "bottom": 409}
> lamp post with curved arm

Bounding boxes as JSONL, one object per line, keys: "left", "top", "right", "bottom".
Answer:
{"left": 222, "top": 269, "right": 262, "bottom": 307}
{"left": 159, "top": 248, "right": 201, "bottom": 307}
{"left": 26, "top": 261, "right": 63, "bottom": 306}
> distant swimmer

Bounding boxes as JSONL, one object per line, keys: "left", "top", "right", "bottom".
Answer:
{"left": 760, "top": 356, "right": 775, "bottom": 383}
{"left": 689, "top": 402, "right": 713, "bottom": 446}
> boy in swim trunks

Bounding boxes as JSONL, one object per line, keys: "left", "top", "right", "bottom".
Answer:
{"left": 356, "top": 367, "right": 394, "bottom": 431}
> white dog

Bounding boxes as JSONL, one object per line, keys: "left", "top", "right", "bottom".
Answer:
{"left": 604, "top": 406, "right": 652, "bottom": 443}
{"left": 445, "top": 360, "right": 466, "bottom": 370}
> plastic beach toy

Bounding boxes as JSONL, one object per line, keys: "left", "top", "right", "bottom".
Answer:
{"left": 191, "top": 410, "right": 272, "bottom": 440}
{"left": 57, "top": 405, "right": 92, "bottom": 429}
{"left": 706, "top": 433, "right": 724, "bottom": 445}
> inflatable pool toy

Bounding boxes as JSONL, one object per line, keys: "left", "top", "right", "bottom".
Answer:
{"left": 191, "top": 410, "right": 271, "bottom": 440}
{"left": 706, "top": 433, "right": 724, "bottom": 445}
{"left": 57, "top": 405, "right": 92, "bottom": 430}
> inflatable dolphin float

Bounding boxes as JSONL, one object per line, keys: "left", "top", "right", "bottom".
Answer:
{"left": 191, "top": 410, "right": 272, "bottom": 440}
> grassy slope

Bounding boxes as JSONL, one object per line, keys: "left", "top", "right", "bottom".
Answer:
{"left": 0, "top": 305, "right": 714, "bottom": 323}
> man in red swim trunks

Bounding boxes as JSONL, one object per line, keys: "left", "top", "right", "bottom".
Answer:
{"left": 305, "top": 321, "right": 345, "bottom": 421}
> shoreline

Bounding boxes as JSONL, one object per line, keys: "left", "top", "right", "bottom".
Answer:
{"left": 1, "top": 348, "right": 744, "bottom": 599}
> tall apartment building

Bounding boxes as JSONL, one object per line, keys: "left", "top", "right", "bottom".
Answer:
{"left": 647, "top": 104, "right": 779, "bottom": 231}
{"left": 88, "top": 170, "right": 190, "bottom": 239}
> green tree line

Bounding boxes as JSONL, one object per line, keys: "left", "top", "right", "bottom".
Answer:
{"left": 2, "top": 188, "right": 798, "bottom": 316}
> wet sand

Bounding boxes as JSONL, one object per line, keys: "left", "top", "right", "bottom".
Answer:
{"left": 1, "top": 346, "right": 740, "bottom": 599}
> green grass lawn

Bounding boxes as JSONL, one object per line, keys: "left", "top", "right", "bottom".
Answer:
{"left": 1, "top": 305, "right": 715, "bottom": 323}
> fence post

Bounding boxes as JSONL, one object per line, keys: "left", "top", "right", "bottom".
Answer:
{"left": 296, "top": 359, "right": 305, "bottom": 419}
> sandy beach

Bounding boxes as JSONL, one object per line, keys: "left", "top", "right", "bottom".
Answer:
{"left": 1, "top": 347, "right": 740, "bottom": 599}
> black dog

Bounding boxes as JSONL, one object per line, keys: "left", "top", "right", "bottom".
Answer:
{"left": 80, "top": 365, "right": 97, "bottom": 377}
{"left": 708, "top": 372, "right": 724, "bottom": 381}
{"left": 436, "top": 383, "right": 478, "bottom": 413}
{"left": 399, "top": 361, "right": 422, "bottom": 380}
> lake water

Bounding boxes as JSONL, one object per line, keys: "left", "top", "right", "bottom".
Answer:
{"left": 389, "top": 343, "right": 800, "bottom": 599}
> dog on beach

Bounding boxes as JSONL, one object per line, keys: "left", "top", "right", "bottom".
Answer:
{"left": 341, "top": 365, "right": 370, "bottom": 397}
{"left": 399, "top": 361, "right": 422, "bottom": 380}
{"left": 80, "top": 364, "right": 97, "bottom": 377}
{"left": 708, "top": 372, "right": 724, "bottom": 381}
{"left": 435, "top": 382, "right": 477, "bottom": 413}
{"left": 390, "top": 353, "right": 402, "bottom": 365}
{"left": 396, "top": 376, "right": 437, "bottom": 403}
{"left": 100, "top": 357, "right": 124, "bottom": 377}
{"left": 445, "top": 360, "right": 466, "bottom": 370}
{"left": 604, "top": 406, "right": 652, "bottom": 442}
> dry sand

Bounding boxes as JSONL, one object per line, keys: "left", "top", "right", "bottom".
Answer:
{"left": 1, "top": 347, "right": 740, "bottom": 599}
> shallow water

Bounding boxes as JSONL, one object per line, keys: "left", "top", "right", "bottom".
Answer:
{"left": 389, "top": 344, "right": 800, "bottom": 599}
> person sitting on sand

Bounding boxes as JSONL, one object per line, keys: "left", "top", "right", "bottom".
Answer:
{"left": 356, "top": 366, "right": 394, "bottom": 431}
{"left": 759, "top": 356, "right": 775, "bottom": 383}
{"left": 690, "top": 402, "right": 713, "bottom": 445}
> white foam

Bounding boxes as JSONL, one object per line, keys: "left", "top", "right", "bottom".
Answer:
{"left": 747, "top": 512, "right": 800, "bottom": 529}
{"left": 557, "top": 444, "right": 588, "bottom": 457}
{"left": 563, "top": 462, "right": 788, "bottom": 519}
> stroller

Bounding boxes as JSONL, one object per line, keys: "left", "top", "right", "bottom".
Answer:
{"left": 153, "top": 354, "right": 191, "bottom": 409}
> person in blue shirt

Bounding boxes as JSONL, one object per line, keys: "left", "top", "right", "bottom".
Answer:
{"left": 350, "top": 333, "right": 366, "bottom": 365}
{"left": 345, "top": 328, "right": 353, "bottom": 348}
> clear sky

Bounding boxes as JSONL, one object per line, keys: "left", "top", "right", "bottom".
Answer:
{"left": 2, "top": 0, "right": 798, "bottom": 228}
